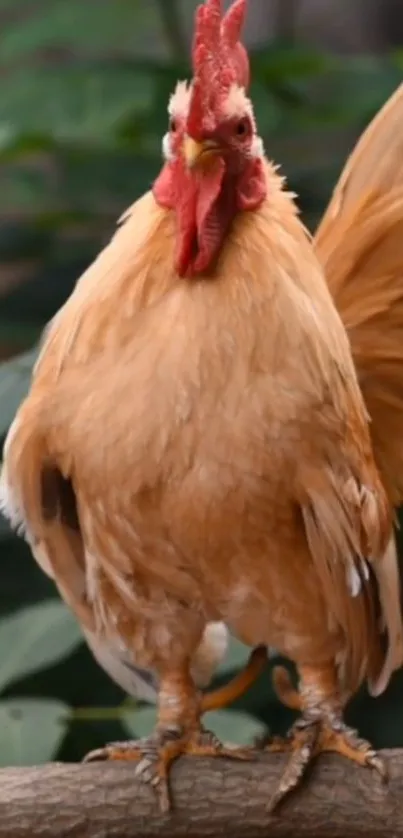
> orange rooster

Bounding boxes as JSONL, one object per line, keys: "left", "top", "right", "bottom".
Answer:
{"left": 1, "top": 0, "right": 403, "bottom": 814}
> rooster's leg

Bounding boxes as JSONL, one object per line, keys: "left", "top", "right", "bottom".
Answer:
{"left": 262, "top": 663, "right": 386, "bottom": 812}
{"left": 83, "top": 665, "right": 251, "bottom": 812}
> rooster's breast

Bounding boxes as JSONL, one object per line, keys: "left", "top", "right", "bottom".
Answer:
{"left": 43, "top": 282, "right": 331, "bottom": 659}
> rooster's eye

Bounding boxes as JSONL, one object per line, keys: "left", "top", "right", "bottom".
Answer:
{"left": 235, "top": 118, "right": 249, "bottom": 137}
{"left": 169, "top": 118, "right": 177, "bottom": 133}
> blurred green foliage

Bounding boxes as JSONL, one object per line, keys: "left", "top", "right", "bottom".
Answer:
{"left": 0, "top": 0, "right": 403, "bottom": 768}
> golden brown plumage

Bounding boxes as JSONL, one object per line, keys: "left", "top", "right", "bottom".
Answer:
{"left": 272, "top": 80, "right": 403, "bottom": 729}
{"left": 315, "top": 82, "right": 403, "bottom": 508}
{"left": 313, "top": 82, "right": 403, "bottom": 701}
{"left": 1, "top": 0, "right": 403, "bottom": 812}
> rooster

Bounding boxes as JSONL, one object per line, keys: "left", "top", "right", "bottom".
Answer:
{"left": 1, "top": 0, "right": 403, "bottom": 814}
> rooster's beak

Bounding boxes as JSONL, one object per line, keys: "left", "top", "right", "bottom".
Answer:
{"left": 183, "top": 135, "right": 220, "bottom": 169}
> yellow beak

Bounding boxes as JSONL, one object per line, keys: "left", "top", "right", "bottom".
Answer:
{"left": 182, "top": 135, "right": 220, "bottom": 169}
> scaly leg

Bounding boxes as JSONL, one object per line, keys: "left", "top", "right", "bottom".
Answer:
{"left": 84, "top": 664, "right": 252, "bottom": 812}
{"left": 262, "top": 663, "right": 387, "bottom": 812}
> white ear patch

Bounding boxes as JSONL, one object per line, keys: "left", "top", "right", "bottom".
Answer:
{"left": 162, "top": 132, "right": 174, "bottom": 162}
{"left": 250, "top": 134, "right": 264, "bottom": 159}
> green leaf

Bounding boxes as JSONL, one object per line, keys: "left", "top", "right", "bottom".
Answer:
{"left": 55, "top": 145, "right": 159, "bottom": 210}
{"left": 0, "top": 698, "right": 69, "bottom": 766}
{"left": 202, "top": 709, "right": 267, "bottom": 744}
{"left": 0, "top": 345, "right": 38, "bottom": 436}
{"left": 217, "top": 635, "right": 252, "bottom": 675}
{"left": 123, "top": 705, "right": 267, "bottom": 745}
{"left": 252, "top": 45, "right": 334, "bottom": 85}
{"left": 0, "top": 66, "right": 155, "bottom": 141}
{"left": 0, "top": 1, "right": 161, "bottom": 62}
{"left": 0, "top": 600, "right": 82, "bottom": 692}
{"left": 122, "top": 705, "right": 156, "bottom": 738}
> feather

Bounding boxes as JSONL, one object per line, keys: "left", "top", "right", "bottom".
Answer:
{"left": 313, "top": 82, "right": 403, "bottom": 691}
{"left": 83, "top": 630, "right": 159, "bottom": 702}
{"left": 368, "top": 534, "right": 403, "bottom": 696}
{"left": 299, "top": 467, "right": 386, "bottom": 694}
{"left": 83, "top": 620, "right": 229, "bottom": 702}
{"left": 0, "top": 411, "right": 231, "bottom": 694}
{"left": 315, "top": 83, "right": 403, "bottom": 507}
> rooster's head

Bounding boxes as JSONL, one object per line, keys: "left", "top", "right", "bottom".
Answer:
{"left": 153, "top": 0, "right": 267, "bottom": 277}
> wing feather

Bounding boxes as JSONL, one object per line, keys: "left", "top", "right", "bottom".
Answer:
{"left": 314, "top": 83, "right": 403, "bottom": 505}
{"left": 0, "top": 414, "right": 229, "bottom": 698}
{"left": 313, "top": 83, "right": 403, "bottom": 690}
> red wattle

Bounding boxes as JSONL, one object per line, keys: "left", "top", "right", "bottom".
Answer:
{"left": 153, "top": 154, "right": 266, "bottom": 277}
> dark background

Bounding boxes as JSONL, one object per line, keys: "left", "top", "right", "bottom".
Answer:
{"left": 0, "top": 0, "right": 403, "bottom": 767}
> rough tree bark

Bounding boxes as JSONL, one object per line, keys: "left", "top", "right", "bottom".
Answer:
{"left": 0, "top": 749, "right": 402, "bottom": 838}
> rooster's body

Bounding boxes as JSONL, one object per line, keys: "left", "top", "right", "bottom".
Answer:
{"left": 2, "top": 0, "right": 403, "bottom": 812}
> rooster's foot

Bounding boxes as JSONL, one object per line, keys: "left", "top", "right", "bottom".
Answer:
{"left": 263, "top": 717, "right": 386, "bottom": 812}
{"left": 84, "top": 727, "right": 252, "bottom": 812}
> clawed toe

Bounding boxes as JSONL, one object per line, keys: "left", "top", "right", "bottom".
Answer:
{"left": 84, "top": 741, "right": 145, "bottom": 763}
{"left": 263, "top": 717, "right": 386, "bottom": 813}
{"left": 265, "top": 721, "right": 318, "bottom": 812}
{"left": 83, "top": 727, "right": 253, "bottom": 812}
{"left": 83, "top": 730, "right": 186, "bottom": 813}
{"left": 317, "top": 722, "right": 387, "bottom": 781}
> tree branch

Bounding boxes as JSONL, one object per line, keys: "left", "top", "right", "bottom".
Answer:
{"left": 0, "top": 749, "right": 401, "bottom": 837}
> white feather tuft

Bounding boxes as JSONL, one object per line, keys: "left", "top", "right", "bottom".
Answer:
{"left": 190, "top": 621, "right": 229, "bottom": 687}
{"left": 347, "top": 562, "right": 361, "bottom": 597}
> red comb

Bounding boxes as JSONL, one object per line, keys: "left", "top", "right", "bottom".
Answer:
{"left": 188, "top": 0, "right": 249, "bottom": 138}
{"left": 221, "top": 0, "right": 249, "bottom": 89}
